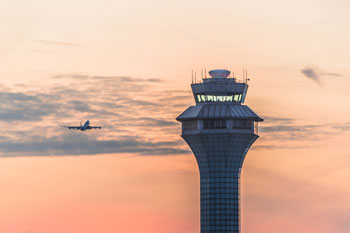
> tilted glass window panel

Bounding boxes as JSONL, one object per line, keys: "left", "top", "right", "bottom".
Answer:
{"left": 232, "top": 119, "right": 252, "bottom": 129}
{"left": 203, "top": 119, "right": 226, "bottom": 129}
{"left": 195, "top": 94, "right": 244, "bottom": 103}
{"left": 183, "top": 120, "right": 198, "bottom": 130}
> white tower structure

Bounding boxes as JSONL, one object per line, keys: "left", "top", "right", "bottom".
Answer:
{"left": 176, "top": 69, "right": 263, "bottom": 233}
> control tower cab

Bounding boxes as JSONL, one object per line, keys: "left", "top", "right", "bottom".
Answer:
{"left": 178, "top": 69, "right": 263, "bottom": 135}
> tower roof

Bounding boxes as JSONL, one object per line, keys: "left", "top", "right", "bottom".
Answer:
{"left": 176, "top": 104, "right": 263, "bottom": 121}
{"left": 209, "top": 69, "right": 231, "bottom": 78}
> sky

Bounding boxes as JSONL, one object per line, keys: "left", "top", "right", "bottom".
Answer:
{"left": 1, "top": 0, "right": 350, "bottom": 232}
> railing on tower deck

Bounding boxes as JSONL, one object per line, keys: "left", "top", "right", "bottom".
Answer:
{"left": 192, "top": 78, "right": 234, "bottom": 84}
{"left": 254, "top": 122, "right": 259, "bottom": 135}
{"left": 191, "top": 69, "right": 251, "bottom": 84}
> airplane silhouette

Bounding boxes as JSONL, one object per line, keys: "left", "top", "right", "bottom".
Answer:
{"left": 62, "top": 120, "right": 102, "bottom": 131}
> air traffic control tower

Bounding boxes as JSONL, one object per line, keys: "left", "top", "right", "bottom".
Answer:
{"left": 176, "top": 69, "right": 263, "bottom": 233}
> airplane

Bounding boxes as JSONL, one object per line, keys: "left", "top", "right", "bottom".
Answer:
{"left": 62, "top": 120, "right": 102, "bottom": 131}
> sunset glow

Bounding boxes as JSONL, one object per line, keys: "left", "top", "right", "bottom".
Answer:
{"left": 1, "top": 0, "right": 350, "bottom": 233}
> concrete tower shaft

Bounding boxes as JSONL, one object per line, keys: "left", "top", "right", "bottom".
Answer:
{"left": 176, "top": 69, "right": 263, "bottom": 233}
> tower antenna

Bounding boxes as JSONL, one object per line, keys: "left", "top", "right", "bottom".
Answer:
{"left": 243, "top": 69, "right": 245, "bottom": 82}
{"left": 191, "top": 70, "right": 194, "bottom": 84}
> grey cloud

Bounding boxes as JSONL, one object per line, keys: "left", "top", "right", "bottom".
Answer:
{"left": 262, "top": 116, "right": 294, "bottom": 124}
{"left": 98, "top": 102, "right": 124, "bottom": 109}
{"left": 168, "top": 90, "right": 192, "bottom": 94}
{"left": 0, "top": 133, "right": 190, "bottom": 157}
{"left": 322, "top": 72, "right": 342, "bottom": 77}
{"left": 257, "top": 121, "right": 350, "bottom": 144}
{"left": 121, "top": 99, "right": 157, "bottom": 107}
{"left": 0, "top": 73, "right": 188, "bottom": 157}
{"left": 144, "top": 78, "right": 163, "bottom": 82}
{"left": 66, "top": 99, "right": 120, "bottom": 117}
{"left": 251, "top": 144, "right": 310, "bottom": 150}
{"left": 34, "top": 40, "right": 79, "bottom": 47}
{"left": 259, "top": 124, "right": 320, "bottom": 133}
{"left": 68, "top": 100, "right": 91, "bottom": 112}
{"left": 260, "top": 122, "right": 350, "bottom": 134}
{"left": 0, "top": 92, "right": 37, "bottom": 101}
{"left": 301, "top": 68, "right": 321, "bottom": 84}
{"left": 2, "top": 72, "right": 350, "bottom": 158}
{"left": 51, "top": 74, "right": 162, "bottom": 83}
{"left": 251, "top": 145, "right": 278, "bottom": 150}
{"left": 137, "top": 117, "right": 178, "bottom": 127}
{"left": 258, "top": 124, "right": 326, "bottom": 142}
{"left": 158, "top": 95, "right": 193, "bottom": 102}
{"left": 0, "top": 135, "right": 11, "bottom": 141}
{"left": 51, "top": 74, "right": 92, "bottom": 80}
{"left": 0, "top": 92, "right": 62, "bottom": 121}
{"left": 301, "top": 67, "right": 343, "bottom": 84}
{"left": 6, "top": 70, "right": 350, "bottom": 157}
{"left": 331, "top": 123, "right": 350, "bottom": 131}
{"left": 0, "top": 110, "right": 44, "bottom": 122}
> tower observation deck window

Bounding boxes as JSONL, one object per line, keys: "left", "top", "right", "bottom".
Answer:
{"left": 197, "top": 94, "right": 242, "bottom": 103}
{"left": 204, "top": 119, "right": 226, "bottom": 129}
{"left": 232, "top": 119, "right": 252, "bottom": 129}
{"left": 183, "top": 120, "right": 198, "bottom": 130}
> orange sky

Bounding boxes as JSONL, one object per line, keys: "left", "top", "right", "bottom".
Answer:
{"left": 1, "top": 1, "right": 350, "bottom": 233}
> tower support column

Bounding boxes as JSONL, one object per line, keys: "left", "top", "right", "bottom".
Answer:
{"left": 200, "top": 168, "right": 241, "bottom": 233}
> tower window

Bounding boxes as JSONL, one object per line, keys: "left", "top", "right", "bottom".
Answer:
{"left": 183, "top": 120, "right": 198, "bottom": 130}
{"left": 204, "top": 119, "right": 226, "bottom": 129}
{"left": 232, "top": 119, "right": 252, "bottom": 129}
{"left": 196, "top": 94, "right": 242, "bottom": 103}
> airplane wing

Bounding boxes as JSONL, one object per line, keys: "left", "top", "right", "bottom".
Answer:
{"left": 62, "top": 126, "right": 82, "bottom": 130}
{"left": 87, "top": 126, "right": 102, "bottom": 129}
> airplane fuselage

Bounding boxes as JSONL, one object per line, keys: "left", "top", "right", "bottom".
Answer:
{"left": 81, "top": 120, "right": 90, "bottom": 131}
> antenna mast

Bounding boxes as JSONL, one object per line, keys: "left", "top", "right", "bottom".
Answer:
{"left": 243, "top": 69, "right": 245, "bottom": 83}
